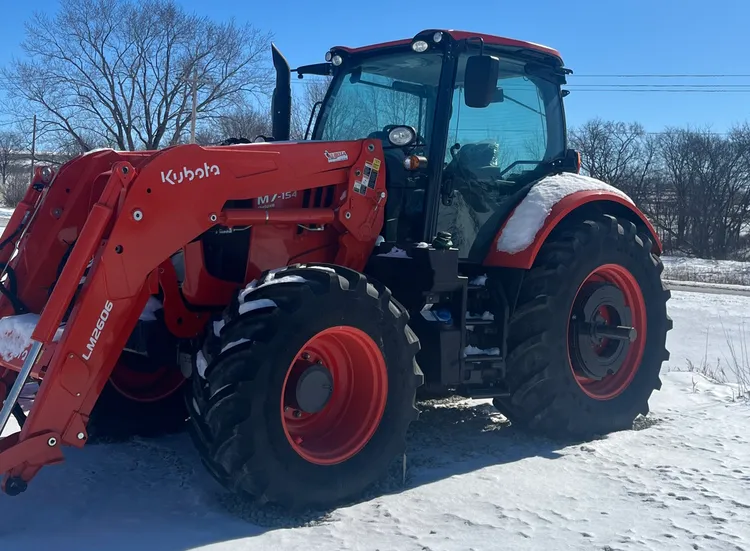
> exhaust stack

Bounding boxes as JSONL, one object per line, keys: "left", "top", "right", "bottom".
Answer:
{"left": 271, "top": 44, "right": 291, "bottom": 141}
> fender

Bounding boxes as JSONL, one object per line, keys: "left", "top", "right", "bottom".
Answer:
{"left": 484, "top": 189, "right": 662, "bottom": 270}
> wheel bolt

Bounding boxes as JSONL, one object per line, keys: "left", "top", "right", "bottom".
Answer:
{"left": 293, "top": 410, "right": 302, "bottom": 418}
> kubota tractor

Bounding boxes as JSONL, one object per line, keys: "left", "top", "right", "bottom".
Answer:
{"left": 0, "top": 29, "right": 671, "bottom": 509}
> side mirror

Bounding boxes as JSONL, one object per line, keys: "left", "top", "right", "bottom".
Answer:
{"left": 561, "top": 149, "right": 581, "bottom": 173}
{"left": 464, "top": 55, "right": 500, "bottom": 108}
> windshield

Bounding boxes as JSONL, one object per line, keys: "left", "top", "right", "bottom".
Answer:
{"left": 313, "top": 51, "right": 443, "bottom": 145}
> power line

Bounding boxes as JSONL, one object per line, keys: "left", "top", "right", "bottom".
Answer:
{"left": 572, "top": 74, "right": 750, "bottom": 78}
{"left": 566, "top": 83, "right": 750, "bottom": 88}
{"left": 566, "top": 89, "right": 750, "bottom": 93}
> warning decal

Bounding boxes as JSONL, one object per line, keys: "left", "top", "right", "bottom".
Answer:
{"left": 368, "top": 158, "right": 381, "bottom": 189}
{"left": 353, "top": 180, "right": 367, "bottom": 195}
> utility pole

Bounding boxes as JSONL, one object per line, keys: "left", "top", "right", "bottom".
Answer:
{"left": 29, "top": 114, "right": 36, "bottom": 184}
{"left": 190, "top": 69, "right": 198, "bottom": 144}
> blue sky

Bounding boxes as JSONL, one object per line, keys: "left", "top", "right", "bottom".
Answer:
{"left": 0, "top": 0, "right": 747, "bottom": 133}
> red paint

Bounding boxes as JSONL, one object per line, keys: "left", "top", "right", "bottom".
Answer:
{"left": 0, "top": 138, "right": 388, "bottom": 491}
{"left": 108, "top": 354, "right": 186, "bottom": 403}
{"left": 281, "top": 326, "right": 388, "bottom": 465}
{"left": 484, "top": 191, "right": 662, "bottom": 270}
{"left": 567, "top": 264, "right": 647, "bottom": 400}
{"left": 331, "top": 29, "right": 562, "bottom": 63}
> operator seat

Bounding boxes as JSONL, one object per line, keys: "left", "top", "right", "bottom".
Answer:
{"left": 443, "top": 140, "right": 522, "bottom": 262}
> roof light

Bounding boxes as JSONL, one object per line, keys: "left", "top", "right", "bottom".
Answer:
{"left": 325, "top": 51, "right": 332, "bottom": 62}
{"left": 433, "top": 32, "right": 443, "bottom": 43}
{"left": 411, "top": 40, "right": 429, "bottom": 53}
{"left": 331, "top": 54, "right": 343, "bottom": 66}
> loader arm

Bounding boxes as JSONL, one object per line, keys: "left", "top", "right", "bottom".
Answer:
{"left": 0, "top": 139, "right": 387, "bottom": 494}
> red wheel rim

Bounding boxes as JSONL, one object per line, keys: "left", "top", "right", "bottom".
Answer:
{"left": 109, "top": 353, "right": 186, "bottom": 403}
{"left": 281, "top": 326, "right": 388, "bottom": 465}
{"left": 567, "top": 264, "right": 647, "bottom": 401}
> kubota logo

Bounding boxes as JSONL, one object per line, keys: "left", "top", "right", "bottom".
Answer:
{"left": 160, "top": 163, "right": 221, "bottom": 185}
{"left": 82, "top": 300, "right": 113, "bottom": 361}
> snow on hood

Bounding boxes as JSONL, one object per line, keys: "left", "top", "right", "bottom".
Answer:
{"left": 496, "top": 172, "right": 633, "bottom": 254}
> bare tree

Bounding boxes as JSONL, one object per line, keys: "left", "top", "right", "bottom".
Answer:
{"left": 195, "top": 103, "right": 272, "bottom": 145}
{"left": 0, "top": 131, "right": 30, "bottom": 206}
{"left": 291, "top": 77, "right": 331, "bottom": 140}
{"left": 572, "top": 117, "right": 750, "bottom": 260}
{"left": 658, "top": 126, "right": 750, "bottom": 258}
{"left": 0, "top": 131, "right": 22, "bottom": 188}
{"left": 1, "top": 0, "right": 274, "bottom": 152}
{"left": 1, "top": 167, "right": 28, "bottom": 207}
{"left": 570, "top": 118, "right": 657, "bottom": 205}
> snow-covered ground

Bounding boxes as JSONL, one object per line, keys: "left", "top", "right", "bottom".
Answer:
{"left": 0, "top": 209, "right": 749, "bottom": 549}
{"left": 662, "top": 255, "right": 750, "bottom": 286}
{"left": 0, "top": 289, "right": 748, "bottom": 550}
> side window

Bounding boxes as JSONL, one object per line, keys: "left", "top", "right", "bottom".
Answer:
{"left": 445, "top": 76, "right": 549, "bottom": 174}
{"left": 437, "top": 62, "right": 559, "bottom": 259}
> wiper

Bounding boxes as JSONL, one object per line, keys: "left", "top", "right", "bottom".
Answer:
{"left": 502, "top": 94, "right": 543, "bottom": 116}
{"left": 499, "top": 159, "right": 544, "bottom": 178}
{"left": 498, "top": 154, "right": 568, "bottom": 179}
{"left": 348, "top": 68, "right": 428, "bottom": 98}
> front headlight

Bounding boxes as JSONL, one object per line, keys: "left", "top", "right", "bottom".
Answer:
{"left": 388, "top": 126, "right": 417, "bottom": 147}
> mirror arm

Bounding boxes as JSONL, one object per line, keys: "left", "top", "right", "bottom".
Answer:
{"left": 465, "top": 36, "right": 485, "bottom": 56}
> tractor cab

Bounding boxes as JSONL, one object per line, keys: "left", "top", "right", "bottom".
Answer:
{"left": 294, "top": 30, "right": 578, "bottom": 260}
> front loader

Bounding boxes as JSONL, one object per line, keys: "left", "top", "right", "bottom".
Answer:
{"left": 0, "top": 29, "right": 671, "bottom": 509}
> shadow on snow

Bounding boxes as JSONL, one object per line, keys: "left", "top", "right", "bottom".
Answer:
{"left": 0, "top": 398, "right": 599, "bottom": 550}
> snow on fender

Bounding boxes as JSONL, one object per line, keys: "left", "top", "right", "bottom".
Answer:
{"left": 496, "top": 172, "right": 634, "bottom": 255}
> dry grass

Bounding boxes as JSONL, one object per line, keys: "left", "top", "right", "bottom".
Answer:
{"left": 679, "top": 320, "right": 750, "bottom": 401}
{"left": 721, "top": 320, "right": 750, "bottom": 400}
{"left": 663, "top": 264, "right": 750, "bottom": 286}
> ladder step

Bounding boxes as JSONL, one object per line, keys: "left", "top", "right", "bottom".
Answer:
{"left": 458, "top": 388, "right": 511, "bottom": 399}
{"left": 464, "top": 354, "right": 503, "bottom": 363}
{"left": 466, "top": 318, "right": 494, "bottom": 326}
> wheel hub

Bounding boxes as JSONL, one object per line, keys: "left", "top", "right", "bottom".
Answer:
{"left": 280, "top": 326, "right": 388, "bottom": 465}
{"left": 570, "top": 283, "right": 636, "bottom": 380}
{"left": 294, "top": 364, "right": 334, "bottom": 413}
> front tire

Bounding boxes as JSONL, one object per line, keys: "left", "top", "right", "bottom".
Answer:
{"left": 187, "top": 264, "right": 423, "bottom": 509}
{"left": 493, "top": 214, "right": 672, "bottom": 439}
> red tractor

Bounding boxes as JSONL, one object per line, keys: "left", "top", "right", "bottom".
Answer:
{"left": 0, "top": 29, "right": 671, "bottom": 509}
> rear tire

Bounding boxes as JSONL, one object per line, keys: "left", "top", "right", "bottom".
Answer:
{"left": 87, "top": 352, "right": 187, "bottom": 441}
{"left": 87, "top": 380, "right": 187, "bottom": 441}
{"left": 493, "top": 214, "right": 671, "bottom": 439}
{"left": 187, "top": 264, "right": 423, "bottom": 509}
